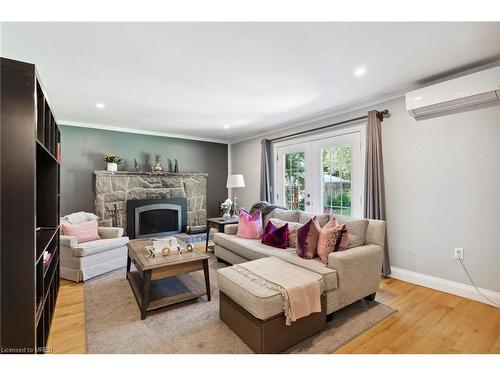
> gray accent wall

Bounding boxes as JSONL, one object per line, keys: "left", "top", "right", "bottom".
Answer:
{"left": 231, "top": 97, "right": 500, "bottom": 293}
{"left": 59, "top": 125, "right": 227, "bottom": 219}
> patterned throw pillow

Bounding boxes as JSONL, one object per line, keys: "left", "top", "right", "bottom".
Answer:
{"left": 237, "top": 209, "right": 263, "bottom": 239}
{"left": 62, "top": 220, "right": 101, "bottom": 244}
{"left": 317, "top": 217, "right": 348, "bottom": 263}
{"left": 296, "top": 217, "right": 321, "bottom": 259}
{"left": 269, "top": 218, "right": 302, "bottom": 248}
{"left": 261, "top": 220, "right": 289, "bottom": 249}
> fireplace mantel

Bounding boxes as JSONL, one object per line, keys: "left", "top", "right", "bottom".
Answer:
{"left": 94, "top": 170, "right": 207, "bottom": 232}
{"left": 94, "top": 170, "right": 208, "bottom": 177}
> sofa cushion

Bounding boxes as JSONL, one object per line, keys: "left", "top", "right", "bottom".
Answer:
{"left": 214, "top": 232, "right": 338, "bottom": 291}
{"left": 336, "top": 217, "right": 369, "bottom": 248}
{"left": 299, "top": 212, "right": 330, "bottom": 228}
{"left": 70, "top": 236, "right": 129, "bottom": 257}
{"left": 264, "top": 208, "right": 300, "bottom": 227}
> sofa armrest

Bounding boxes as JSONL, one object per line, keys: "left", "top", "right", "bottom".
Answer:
{"left": 366, "top": 219, "right": 386, "bottom": 247}
{"left": 98, "top": 226, "right": 124, "bottom": 239}
{"left": 328, "top": 244, "right": 382, "bottom": 307}
{"left": 224, "top": 224, "right": 239, "bottom": 235}
{"left": 60, "top": 235, "right": 78, "bottom": 248}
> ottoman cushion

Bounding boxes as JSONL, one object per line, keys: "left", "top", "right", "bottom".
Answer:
{"left": 217, "top": 260, "right": 325, "bottom": 321}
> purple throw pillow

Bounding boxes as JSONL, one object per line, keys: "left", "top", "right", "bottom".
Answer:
{"left": 296, "top": 217, "right": 321, "bottom": 259}
{"left": 261, "top": 220, "right": 289, "bottom": 249}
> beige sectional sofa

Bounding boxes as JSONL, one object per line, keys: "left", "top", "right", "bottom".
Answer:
{"left": 214, "top": 208, "right": 386, "bottom": 315}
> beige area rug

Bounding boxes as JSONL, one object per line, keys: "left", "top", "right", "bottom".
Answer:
{"left": 84, "top": 255, "right": 396, "bottom": 354}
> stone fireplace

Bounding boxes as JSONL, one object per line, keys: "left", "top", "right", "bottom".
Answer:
{"left": 94, "top": 171, "right": 207, "bottom": 233}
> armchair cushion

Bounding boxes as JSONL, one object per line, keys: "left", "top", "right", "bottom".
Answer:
{"left": 71, "top": 236, "right": 129, "bottom": 257}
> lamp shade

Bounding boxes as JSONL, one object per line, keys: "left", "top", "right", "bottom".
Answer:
{"left": 226, "top": 174, "right": 245, "bottom": 188}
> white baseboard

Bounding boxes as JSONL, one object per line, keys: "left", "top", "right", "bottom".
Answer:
{"left": 389, "top": 267, "right": 500, "bottom": 307}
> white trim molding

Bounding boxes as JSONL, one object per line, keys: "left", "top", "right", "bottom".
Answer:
{"left": 389, "top": 267, "right": 500, "bottom": 307}
{"left": 59, "top": 120, "right": 229, "bottom": 144}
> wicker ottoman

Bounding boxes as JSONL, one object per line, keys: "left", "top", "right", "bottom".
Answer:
{"left": 217, "top": 263, "right": 326, "bottom": 353}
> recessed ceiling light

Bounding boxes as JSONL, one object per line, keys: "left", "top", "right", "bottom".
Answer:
{"left": 353, "top": 67, "right": 367, "bottom": 78}
{"left": 96, "top": 103, "right": 105, "bottom": 109}
{"left": 223, "top": 124, "right": 230, "bottom": 129}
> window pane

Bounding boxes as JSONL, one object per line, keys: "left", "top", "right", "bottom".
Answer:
{"left": 284, "top": 152, "right": 305, "bottom": 211}
{"left": 321, "top": 144, "right": 352, "bottom": 217}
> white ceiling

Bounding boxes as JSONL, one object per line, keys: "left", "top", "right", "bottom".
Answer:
{"left": 1, "top": 22, "right": 499, "bottom": 143}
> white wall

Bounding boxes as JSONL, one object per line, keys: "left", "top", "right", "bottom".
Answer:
{"left": 230, "top": 138, "right": 262, "bottom": 211}
{"left": 231, "top": 97, "right": 500, "bottom": 293}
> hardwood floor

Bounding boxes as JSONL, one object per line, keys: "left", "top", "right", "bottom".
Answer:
{"left": 46, "top": 279, "right": 86, "bottom": 354}
{"left": 46, "top": 276, "right": 500, "bottom": 354}
{"left": 336, "top": 278, "right": 500, "bottom": 354}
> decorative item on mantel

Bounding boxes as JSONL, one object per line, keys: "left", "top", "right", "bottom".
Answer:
{"left": 104, "top": 153, "right": 122, "bottom": 172}
{"left": 134, "top": 158, "right": 140, "bottom": 172}
{"left": 152, "top": 155, "right": 163, "bottom": 174}
{"left": 174, "top": 159, "right": 179, "bottom": 173}
{"left": 221, "top": 198, "right": 233, "bottom": 221}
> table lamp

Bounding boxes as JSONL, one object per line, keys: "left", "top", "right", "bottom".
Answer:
{"left": 226, "top": 174, "right": 245, "bottom": 218}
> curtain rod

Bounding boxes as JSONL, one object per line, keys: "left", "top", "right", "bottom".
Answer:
{"left": 267, "top": 109, "right": 389, "bottom": 143}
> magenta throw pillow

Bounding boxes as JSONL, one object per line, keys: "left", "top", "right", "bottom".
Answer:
{"left": 237, "top": 209, "right": 263, "bottom": 239}
{"left": 62, "top": 220, "right": 100, "bottom": 244}
{"left": 296, "top": 217, "right": 321, "bottom": 259}
{"left": 261, "top": 220, "right": 289, "bottom": 249}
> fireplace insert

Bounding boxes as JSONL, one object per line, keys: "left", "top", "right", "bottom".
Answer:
{"left": 127, "top": 198, "right": 187, "bottom": 239}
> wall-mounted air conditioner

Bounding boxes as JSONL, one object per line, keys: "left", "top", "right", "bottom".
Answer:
{"left": 406, "top": 66, "right": 500, "bottom": 119}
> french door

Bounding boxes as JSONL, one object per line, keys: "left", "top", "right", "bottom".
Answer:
{"left": 275, "top": 129, "right": 364, "bottom": 217}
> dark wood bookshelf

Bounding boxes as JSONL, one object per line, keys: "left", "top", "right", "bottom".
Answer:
{"left": 1, "top": 57, "right": 61, "bottom": 354}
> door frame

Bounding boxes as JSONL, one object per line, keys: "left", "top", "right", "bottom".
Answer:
{"left": 273, "top": 122, "right": 367, "bottom": 216}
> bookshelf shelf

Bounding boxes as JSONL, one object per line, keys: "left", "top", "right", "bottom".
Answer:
{"left": 1, "top": 57, "right": 61, "bottom": 353}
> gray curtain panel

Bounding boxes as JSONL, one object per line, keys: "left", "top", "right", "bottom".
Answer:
{"left": 260, "top": 139, "right": 273, "bottom": 203}
{"left": 364, "top": 110, "right": 391, "bottom": 276}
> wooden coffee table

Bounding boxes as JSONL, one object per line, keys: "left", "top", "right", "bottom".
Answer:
{"left": 126, "top": 239, "right": 211, "bottom": 320}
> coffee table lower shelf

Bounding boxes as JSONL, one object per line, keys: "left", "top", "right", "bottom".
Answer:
{"left": 127, "top": 270, "right": 208, "bottom": 316}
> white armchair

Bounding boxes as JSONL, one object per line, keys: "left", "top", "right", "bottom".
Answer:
{"left": 60, "top": 213, "right": 129, "bottom": 282}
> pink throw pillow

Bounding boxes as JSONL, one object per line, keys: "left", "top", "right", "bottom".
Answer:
{"left": 317, "top": 217, "right": 348, "bottom": 264}
{"left": 237, "top": 209, "right": 263, "bottom": 239}
{"left": 62, "top": 220, "right": 100, "bottom": 244}
{"left": 261, "top": 220, "right": 289, "bottom": 249}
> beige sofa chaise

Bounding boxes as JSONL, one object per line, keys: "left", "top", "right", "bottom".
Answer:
{"left": 214, "top": 209, "right": 385, "bottom": 315}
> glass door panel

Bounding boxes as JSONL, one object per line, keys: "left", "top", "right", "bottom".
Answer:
{"left": 284, "top": 152, "right": 305, "bottom": 210}
{"left": 321, "top": 144, "right": 352, "bottom": 216}
{"left": 275, "top": 144, "right": 312, "bottom": 211}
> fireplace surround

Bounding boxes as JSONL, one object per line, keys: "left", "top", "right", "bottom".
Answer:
{"left": 127, "top": 198, "right": 187, "bottom": 239}
{"left": 94, "top": 171, "right": 207, "bottom": 234}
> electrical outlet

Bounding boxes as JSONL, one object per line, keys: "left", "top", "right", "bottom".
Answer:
{"left": 454, "top": 247, "right": 464, "bottom": 260}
